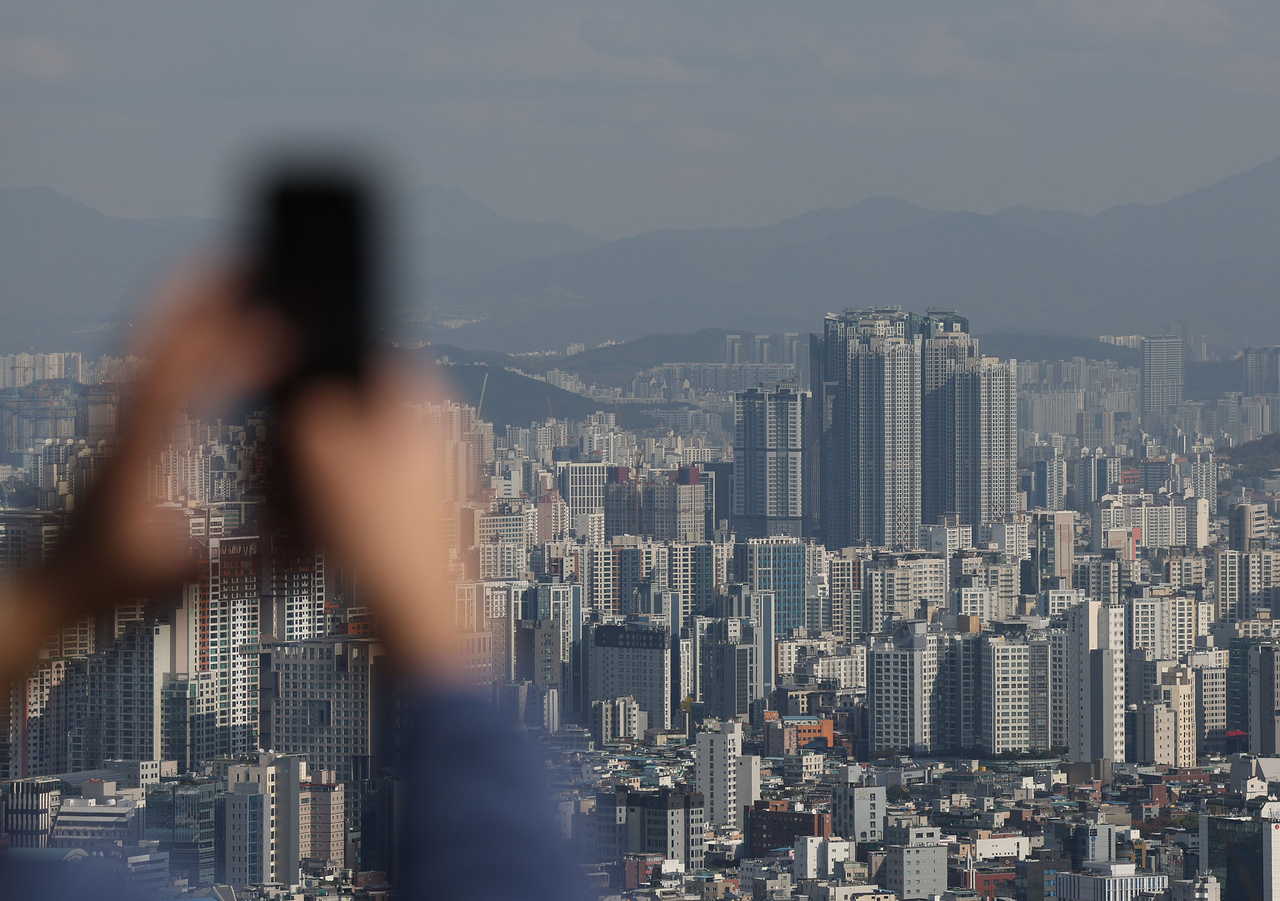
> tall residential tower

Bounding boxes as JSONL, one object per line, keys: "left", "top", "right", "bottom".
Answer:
{"left": 817, "top": 309, "right": 922, "bottom": 550}
{"left": 732, "top": 384, "right": 805, "bottom": 539}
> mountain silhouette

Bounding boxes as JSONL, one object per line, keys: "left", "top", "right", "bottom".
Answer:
{"left": 6, "top": 157, "right": 1280, "bottom": 354}
{"left": 0, "top": 184, "right": 600, "bottom": 352}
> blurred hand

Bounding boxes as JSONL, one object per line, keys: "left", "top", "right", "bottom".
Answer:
{"left": 286, "top": 370, "right": 464, "bottom": 685}
{"left": 0, "top": 262, "right": 294, "bottom": 685}
{"left": 0, "top": 259, "right": 463, "bottom": 690}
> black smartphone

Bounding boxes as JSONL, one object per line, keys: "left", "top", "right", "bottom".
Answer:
{"left": 256, "top": 168, "right": 376, "bottom": 390}
{"left": 252, "top": 165, "right": 380, "bottom": 536}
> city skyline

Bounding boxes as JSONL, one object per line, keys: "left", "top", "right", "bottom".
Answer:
{"left": 13, "top": 1, "right": 1280, "bottom": 897}
{"left": 5, "top": 304, "right": 1280, "bottom": 898}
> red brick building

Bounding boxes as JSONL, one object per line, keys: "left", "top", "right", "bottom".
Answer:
{"left": 745, "top": 800, "right": 831, "bottom": 857}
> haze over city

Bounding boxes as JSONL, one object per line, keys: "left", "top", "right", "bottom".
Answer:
{"left": 7, "top": 3, "right": 1280, "bottom": 901}
{"left": 7, "top": 1, "right": 1280, "bottom": 237}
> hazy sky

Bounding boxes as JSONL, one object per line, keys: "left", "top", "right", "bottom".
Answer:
{"left": 5, "top": 0, "right": 1280, "bottom": 239}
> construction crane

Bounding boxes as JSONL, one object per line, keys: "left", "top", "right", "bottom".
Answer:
{"left": 475, "top": 371, "right": 489, "bottom": 420}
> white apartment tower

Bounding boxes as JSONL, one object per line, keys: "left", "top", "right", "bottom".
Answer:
{"left": 1066, "top": 601, "right": 1127, "bottom": 764}
{"left": 225, "top": 753, "right": 308, "bottom": 888}
{"left": 268, "top": 537, "right": 328, "bottom": 642}
{"left": 981, "top": 635, "right": 1031, "bottom": 754}
{"left": 1155, "top": 665, "right": 1197, "bottom": 768}
{"left": 832, "top": 768, "right": 886, "bottom": 843}
{"left": 1142, "top": 334, "right": 1184, "bottom": 422}
{"left": 557, "top": 462, "right": 607, "bottom": 526}
{"left": 186, "top": 536, "right": 264, "bottom": 762}
{"left": 1127, "top": 596, "right": 1198, "bottom": 661}
{"left": 868, "top": 622, "right": 944, "bottom": 755}
{"left": 695, "top": 720, "right": 761, "bottom": 830}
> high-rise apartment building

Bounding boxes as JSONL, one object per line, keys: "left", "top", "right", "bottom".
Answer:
{"left": 1187, "top": 649, "right": 1228, "bottom": 755}
{"left": 827, "top": 549, "right": 862, "bottom": 641}
{"left": 1126, "top": 595, "right": 1197, "bottom": 662}
{"left": 1149, "top": 665, "right": 1197, "bottom": 768}
{"left": 641, "top": 467, "right": 706, "bottom": 543}
{"left": 1249, "top": 644, "right": 1280, "bottom": 756}
{"left": 816, "top": 310, "right": 922, "bottom": 550}
{"left": 1027, "top": 628, "right": 1066, "bottom": 753}
{"left": 1097, "top": 501, "right": 1188, "bottom": 550}
{"left": 589, "top": 695, "right": 645, "bottom": 744}
{"left": 980, "top": 635, "right": 1031, "bottom": 755}
{"left": 10, "top": 656, "right": 88, "bottom": 778}
{"left": 1075, "top": 452, "right": 1119, "bottom": 510}
{"left": 1229, "top": 503, "right": 1269, "bottom": 552}
{"left": 920, "top": 315, "right": 1018, "bottom": 527}
{"left": 585, "top": 623, "right": 672, "bottom": 730}
{"left": 1066, "top": 601, "right": 1126, "bottom": 764}
{"left": 1187, "top": 453, "right": 1217, "bottom": 506}
{"left": 695, "top": 720, "right": 760, "bottom": 830}
{"left": 186, "top": 536, "right": 264, "bottom": 762}
{"left": 732, "top": 384, "right": 805, "bottom": 539}
{"left": 868, "top": 622, "right": 944, "bottom": 755}
{"left": 593, "top": 787, "right": 705, "bottom": 871}
{"left": 811, "top": 308, "right": 1016, "bottom": 547}
{"left": 266, "top": 538, "right": 328, "bottom": 642}
{"left": 300, "top": 777, "right": 345, "bottom": 869}
{"left": 702, "top": 640, "right": 756, "bottom": 722}
{"left": 1034, "top": 458, "right": 1067, "bottom": 511}
{"left": 860, "top": 555, "right": 947, "bottom": 637}
{"left": 666, "top": 542, "right": 716, "bottom": 628}
{"left": 557, "top": 462, "right": 607, "bottom": 525}
{"left": 611, "top": 538, "right": 667, "bottom": 615}
{"left": 265, "top": 638, "right": 386, "bottom": 784}
{"left": 1216, "top": 549, "right": 1280, "bottom": 623}
{"left": 1244, "top": 346, "right": 1280, "bottom": 396}
{"left": 1142, "top": 335, "right": 1184, "bottom": 425}
{"left": 734, "top": 537, "right": 809, "bottom": 636}
{"left": 603, "top": 469, "right": 640, "bottom": 539}
{"left": 86, "top": 622, "right": 172, "bottom": 766}
{"left": 1030, "top": 511, "right": 1076, "bottom": 592}
{"left": 584, "top": 544, "right": 618, "bottom": 616}
{"left": 225, "top": 753, "right": 308, "bottom": 887}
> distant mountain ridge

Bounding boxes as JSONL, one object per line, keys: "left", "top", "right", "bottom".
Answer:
{"left": 0, "top": 186, "right": 215, "bottom": 352}
{"left": 638, "top": 196, "right": 949, "bottom": 248}
{"left": 409, "top": 184, "right": 602, "bottom": 285}
{"left": 992, "top": 155, "right": 1280, "bottom": 264}
{"left": 0, "top": 183, "right": 601, "bottom": 352}
{"left": 431, "top": 155, "right": 1280, "bottom": 351}
{"left": 6, "top": 156, "right": 1280, "bottom": 354}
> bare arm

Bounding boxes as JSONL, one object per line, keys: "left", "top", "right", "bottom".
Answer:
{"left": 0, "top": 265, "right": 291, "bottom": 687}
